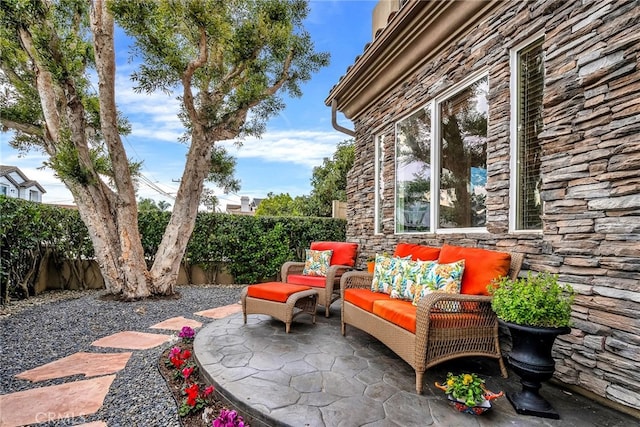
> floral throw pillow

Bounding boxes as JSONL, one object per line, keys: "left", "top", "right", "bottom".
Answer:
{"left": 412, "top": 260, "right": 465, "bottom": 306}
{"left": 389, "top": 259, "right": 437, "bottom": 301}
{"left": 302, "top": 249, "right": 333, "bottom": 277}
{"left": 371, "top": 254, "right": 406, "bottom": 294}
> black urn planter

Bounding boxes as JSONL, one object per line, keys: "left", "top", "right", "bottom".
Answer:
{"left": 502, "top": 321, "right": 570, "bottom": 419}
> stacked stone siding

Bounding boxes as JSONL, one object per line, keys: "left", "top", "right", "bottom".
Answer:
{"left": 345, "top": 0, "right": 640, "bottom": 412}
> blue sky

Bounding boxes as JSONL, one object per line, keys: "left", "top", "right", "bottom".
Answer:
{"left": 0, "top": 0, "right": 376, "bottom": 208}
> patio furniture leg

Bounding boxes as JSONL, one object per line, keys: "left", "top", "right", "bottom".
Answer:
{"left": 416, "top": 371, "right": 424, "bottom": 394}
{"left": 499, "top": 356, "right": 508, "bottom": 378}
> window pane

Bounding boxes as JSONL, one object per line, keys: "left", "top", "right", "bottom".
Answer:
{"left": 375, "top": 134, "right": 384, "bottom": 234}
{"left": 395, "top": 107, "right": 431, "bottom": 233}
{"left": 517, "top": 40, "right": 544, "bottom": 230}
{"left": 439, "top": 77, "right": 488, "bottom": 228}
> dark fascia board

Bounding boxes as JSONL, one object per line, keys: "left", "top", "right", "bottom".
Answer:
{"left": 325, "top": 0, "right": 500, "bottom": 120}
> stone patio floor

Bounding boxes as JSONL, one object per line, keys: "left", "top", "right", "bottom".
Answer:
{"left": 2, "top": 301, "right": 638, "bottom": 426}
{"left": 194, "top": 303, "right": 639, "bottom": 427}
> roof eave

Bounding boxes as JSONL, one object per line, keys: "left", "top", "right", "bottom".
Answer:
{"left": 325, "top": 0, "right": 500, "bottom": 120}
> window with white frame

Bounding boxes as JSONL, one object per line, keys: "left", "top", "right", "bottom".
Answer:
{"left": 29, "top": 190, "right": 39, "bottom": 202}
{"left": 0, "top": 185, "right": 7, "bottom": 196}
{"left": 395, "top": 75, "right": 488, "bottom": 233}
{"left": 510, "top": 36, "right": 544, "bottom": 231}
{"left": 374, "top": 134, "right": 385, "bottom": 234}
{"left": 395, "top": 106, "right": 432, "bottom": 233}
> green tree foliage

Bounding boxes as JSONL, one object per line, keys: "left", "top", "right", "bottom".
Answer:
{"left": 138, "top": 198, "right": 172, "bottom": 212}
{"left": 0, "top": 0, "right": 329, "bottom": 298}
{"left": 255, "top": 192, "right": 305, "bottom": 216}
{"left": 306, "top": 139, "right": 354, "bottom": 216}
{"left": 256, "top": 139, "right": 354, "bottom": 217}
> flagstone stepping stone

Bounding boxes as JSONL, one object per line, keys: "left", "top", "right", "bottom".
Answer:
{"left": 75, "top": 422, "right": 108, "bottom": 427}
{"left": 92, "top": 331, "right": 172, "bottom": 350}
{"left": 0, "top": 375, "right": 115, "bottom": 427}
{"left": 195, "top": 303, "right": 243, "bottom": 319}
{"left": 149, "top": 316, "right": 202, "bottom": 331}
{"left": 16, "top": 352, "right": 132, "bottom": 382}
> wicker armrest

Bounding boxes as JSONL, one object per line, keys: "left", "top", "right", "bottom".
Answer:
{"left": 281, "top": 261, "right": 305, "bottom": 281}
{"left": 340, "top": 270, "right": 373, "bottom": 294}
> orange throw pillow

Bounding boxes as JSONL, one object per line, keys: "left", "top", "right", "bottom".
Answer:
{"left": 393, "top": 243, "right": 440, "bottom": 261}
{"left": 311, "top": 241, "right": 358, "bottom": 266}
{"left": 438, "top": 244, "right": 511, "bottom": 296}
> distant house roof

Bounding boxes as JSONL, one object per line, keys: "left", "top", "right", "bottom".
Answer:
{"left": 0, "top": 165, "right": 46, "bottom": 193}
{"left": 225, "top": 197, "right": 262, "bottom": 215}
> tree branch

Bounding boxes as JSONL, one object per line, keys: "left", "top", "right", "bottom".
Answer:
{"left": 182, "top": 26, "right": 209, "bottom": 123}
{"left": 17, "top": 27, "right": 61, "bottom": 147}
{"left": 0, "top": 118, "right": 44, "bottom": 137}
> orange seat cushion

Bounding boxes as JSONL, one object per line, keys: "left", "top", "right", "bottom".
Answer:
{"left": 246, "top": 282, "right": 311, "bottom": 303}
{"left": 394, "top": 243, "right": 440, "bottom": 261}
{"left": 344, "top": 288, "right": 391, "bottom": 312}
{"left": 287, "top": 274, "right": 327, "bottom": 288}
{"left": 429, "top": 312, "right": 484, "bottom": 329}
{"left": 372, "top": 299, "right": 417, "bottom": 333}
{"left": 438, "top": 244, "right": 511, "bottom": 296}
{"left": 311, "top": 241, "right": 358, "bottom": 267}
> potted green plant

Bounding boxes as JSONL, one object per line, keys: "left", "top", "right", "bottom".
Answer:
{"left": 489, "top": 272, "right": 575, "bottom": 419}
{"left": 434, "top": 372, "right": 503, "bottom": 415}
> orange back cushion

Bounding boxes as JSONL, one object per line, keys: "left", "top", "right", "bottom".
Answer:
{"left": 438, "top": 244, "right": 511, "bottom": 296}
{"left": 394, "top": 243, "right": 440, "bottom": 261}
{"left": 311, "top": 241, "right": 358, "bottom": 267}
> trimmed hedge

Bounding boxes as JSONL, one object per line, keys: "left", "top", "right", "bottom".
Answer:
{"left": 0, "top": 196, "right": 346, "bottom": 301}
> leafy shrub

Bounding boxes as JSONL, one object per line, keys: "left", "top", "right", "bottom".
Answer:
{"left": 1, "top": 196, "right": 346, "bottom": 300}
{"left": 490, "top": 272, "right": 575, "bottom": 328}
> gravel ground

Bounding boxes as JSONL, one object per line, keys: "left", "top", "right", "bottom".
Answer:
{"left": 0, "top": 285, "right": 244, "bottom": 427}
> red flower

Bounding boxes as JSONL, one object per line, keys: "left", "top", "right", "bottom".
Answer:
{"left": 184, "top": 383, "right": 200, "bottom": 407}
{"left": 170, "top": 356, "right": 185, "bottom": 368}
{"left": 185, "top": 383, "right": 199, "bottom": 397}
{"left": 186, "top": 395, "right": 197, "bottom": 406}
{"left": 181, "top": 349, "right": 192, "bottom": 359}
{"left": 204, "top": 385, "right": 215, "bottom": 396}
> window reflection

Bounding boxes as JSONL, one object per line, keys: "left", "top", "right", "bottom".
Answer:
{"left": 395, "top": 107, "right": 431, "bottom": 233}
{"left": 439, "top": 77, "right": 488, "bottom": 228}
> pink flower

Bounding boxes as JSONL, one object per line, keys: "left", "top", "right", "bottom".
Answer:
{"left": 182, "top": 366, "right": 194, "bottom": 380}
{"left": 204, "top": 385, "right": 215, "bottom": 396}
{"left": 169, "top": 346, "right": 181, "bottom": 357}
{"left": 179, "top": 326, "right": 195, "bottom": 339}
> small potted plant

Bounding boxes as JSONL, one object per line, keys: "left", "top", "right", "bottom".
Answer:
{"left": 489, "top": 271, "right": 575, "bottom": 419}
{"left": 366, "top": 255, "right": 376, "bottom": 273}
{"left": 435, "top": 372, "right": 503, "bottom": 415}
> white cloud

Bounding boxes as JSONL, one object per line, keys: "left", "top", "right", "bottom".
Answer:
{"left": 220, "top": 129, "right": 347, "bottom": 168}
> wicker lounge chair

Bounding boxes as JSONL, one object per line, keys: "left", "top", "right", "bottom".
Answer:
{"left": 283, "top": 241, "right": 358, "bottom": 317}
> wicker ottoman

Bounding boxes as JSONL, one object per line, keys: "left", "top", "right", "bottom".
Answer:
{"left": 241, "top": 282, "right": 318, "bottom": 333}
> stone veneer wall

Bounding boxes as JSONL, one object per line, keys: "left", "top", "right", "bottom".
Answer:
{"left": 345, "top": 0, "right": 640, "bottom": 412}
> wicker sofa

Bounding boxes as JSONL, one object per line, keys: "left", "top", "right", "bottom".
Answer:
{"left": 340, "top": 243, "right": 523, "bottom": 394}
